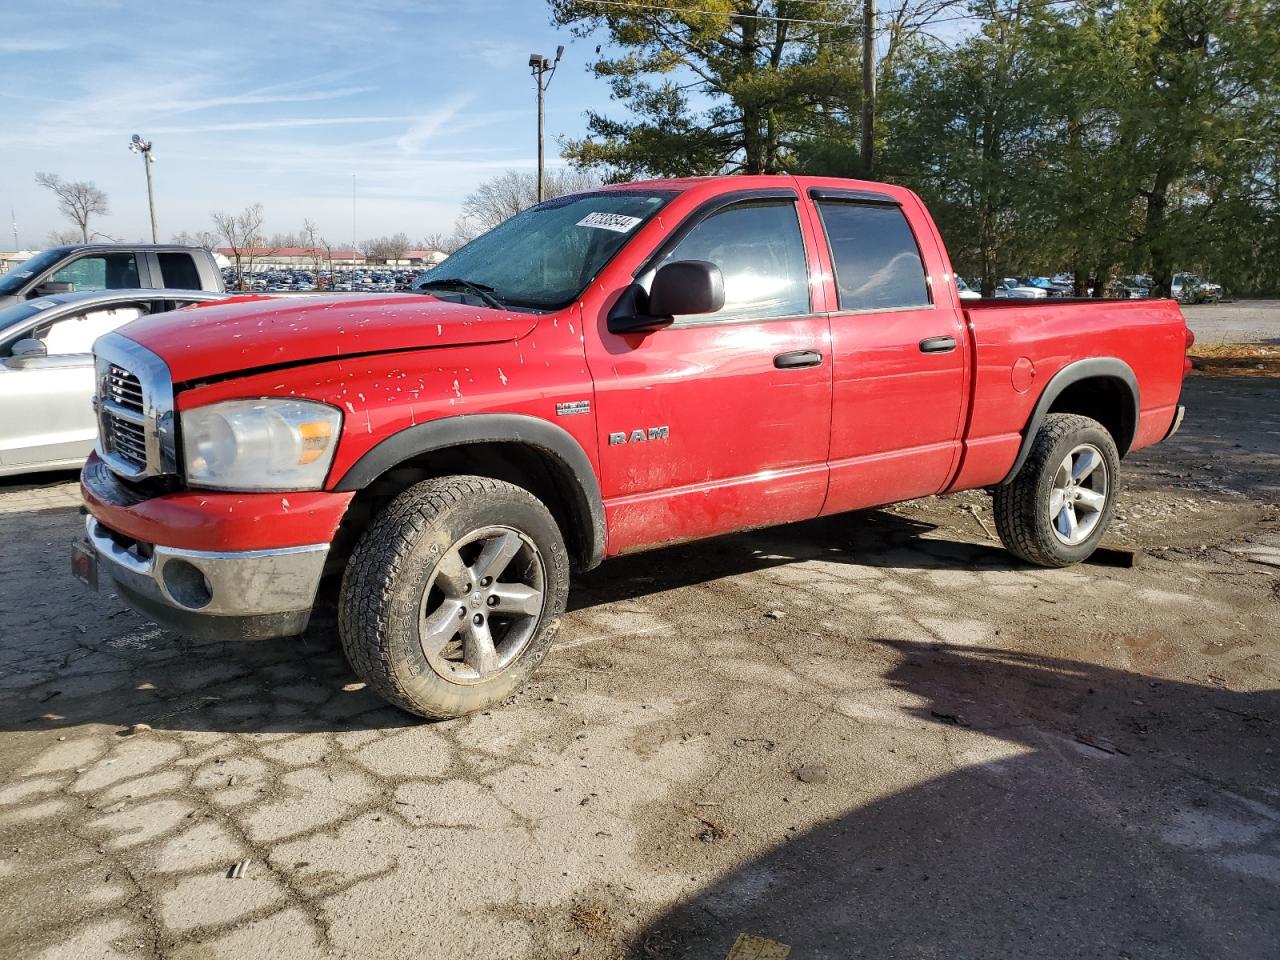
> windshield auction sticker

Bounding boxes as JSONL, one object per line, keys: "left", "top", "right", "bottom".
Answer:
{"left": 576, "top": 212, "right": 643, "bottom": 233}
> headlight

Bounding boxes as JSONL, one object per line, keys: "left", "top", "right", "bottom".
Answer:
{"left": 181, "top": 399, "right": 342, "bottom": 491}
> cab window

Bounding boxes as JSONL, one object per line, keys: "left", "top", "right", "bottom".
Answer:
{"left": 158, "top": 252, "right": 200, "bottom": 289}
{"left": 658, "top": 200, "right": 810, "bottom": 323}
{"left": 35, "top": 305, "right": 146, "bottom": 356}
{"left": 816, "top": 202, "right": 931, "bottom": 311}
{"left": 50, "top": 253, "right": 141, "bottom": 293}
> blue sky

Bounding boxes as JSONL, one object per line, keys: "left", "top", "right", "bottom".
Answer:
{"left": 1, "top": 0, "right": 604, "bottom": 247}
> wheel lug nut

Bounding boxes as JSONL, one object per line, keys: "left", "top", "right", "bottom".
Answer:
{"left": 480, "top": 577, "right": 492, "bottom": 587}
{"left": 487, "top": 596, "right": 498, "bottom": 606}
{"left": 472, "top": 614, "right": 484, "bottom": 625}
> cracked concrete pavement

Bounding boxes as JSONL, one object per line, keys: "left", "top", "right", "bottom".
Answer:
{"left": 1, "top": 370, "right": 1278, "bottom": 960}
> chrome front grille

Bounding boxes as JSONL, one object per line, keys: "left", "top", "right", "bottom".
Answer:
{"left": 103, "top": 410, "right": 148, "bottom": 470}
{"left": 105, "top": 365, "right": 144, "bottom": 414}
{"left": 93, "top": 333, "right": 177, "bottom": 480}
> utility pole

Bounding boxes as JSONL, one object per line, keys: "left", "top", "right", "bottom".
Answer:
{"left": 860, "top": 0, "right": 876, "bottom": 176}
{"left": 128, "top": 134, "right": 158, "bottom": 242}
{"left": 529, "top": 46, "right": 564, "bottom": 203}
{"left": 10, "top": 209, "right": 17, "bottom": 250}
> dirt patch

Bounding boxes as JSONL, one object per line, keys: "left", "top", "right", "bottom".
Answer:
{"left": 1191, "top": 343, "right": 1280, "bottom": 378}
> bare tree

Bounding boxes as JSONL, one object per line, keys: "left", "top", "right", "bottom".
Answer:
{"left": 211, "top": 203, "right": 272, "bottom": 291}
{"left": 361, "top": 232, "right": 412, "bottom": 264}
{"left": 301, "top": 219, "right": 334, "bottom": 279}
{"left": 419, "top": 231, "right": 463, "bottom": 255}
{"left": 35, "top": 173, "right": 110, "bottom": 243}
{"left": 170, "top": 230, "right": 221, "bottom": 254}
{"left": 266, "top": 231, "right": 303, "bottom": 248}
{"left": 455, "top": 169, "right": 599, "bottom": 240}
{"left": 46, "top": 228, "right": 83, "bottom": 247}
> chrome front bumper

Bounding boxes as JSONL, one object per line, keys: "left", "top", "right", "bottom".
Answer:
{"left": 84, "top": 514, "right": 328, "bottom": 640}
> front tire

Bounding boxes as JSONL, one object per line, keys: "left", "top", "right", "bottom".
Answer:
{"left": 993, "top": 413, "right": 1120, "bottom": 568}
{"left": 339, "top": 476, "right": 570, "bottom": 719}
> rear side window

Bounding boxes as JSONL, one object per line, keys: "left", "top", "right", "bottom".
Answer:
{"left": 657, "top": 200, "right": 810, "bottom": 322}
{"left": 158, "top": 253, "right": 200, "bottom": 289}
{"left": 816, "top": 202, "right": 930, "bottom": 311}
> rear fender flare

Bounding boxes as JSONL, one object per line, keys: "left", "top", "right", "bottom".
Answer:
{"left": 332, "top": 414, "right": 605, "bottom": 570}
{"left": 1000, "top": 357, "right": 1139, "bottom": 484}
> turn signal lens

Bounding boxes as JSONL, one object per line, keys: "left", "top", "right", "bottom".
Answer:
{"left": 298, "top": 421, "right": 334, "bottom": 465}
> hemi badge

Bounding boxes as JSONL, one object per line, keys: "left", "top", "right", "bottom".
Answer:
{"left": 556, "top": 400, "right": 591, "bottom": 416}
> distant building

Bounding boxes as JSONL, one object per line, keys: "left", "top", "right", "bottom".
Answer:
{"left": 391, "top": 250, "right": 448, "bottom": 268}
{"left": 0, "top": 250, "right": 37, "bottom": 275}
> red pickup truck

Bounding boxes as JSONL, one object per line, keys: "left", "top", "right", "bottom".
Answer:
{"left": 76, "top": 175, "right": 1191, "bottom": 718}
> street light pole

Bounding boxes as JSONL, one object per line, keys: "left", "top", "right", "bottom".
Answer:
{"left": 529, "top": 46, "right": 564, "bottom": 204}
{"left": 128, "top": 134, "right": 158, "bottom": 242}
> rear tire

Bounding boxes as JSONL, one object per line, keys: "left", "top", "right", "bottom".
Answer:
{"left": 338, "top": 476, "right": 570, "bottom": 719}
{"left": 993, "top": 413, "right": 1120, "bottom": 568}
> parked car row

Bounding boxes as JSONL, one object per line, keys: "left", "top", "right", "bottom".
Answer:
{"left": 223, "top": 269, "right": 422, "bottom": 293}
{"left": 963, "top": 271, "right": 1223, "bottom": 302}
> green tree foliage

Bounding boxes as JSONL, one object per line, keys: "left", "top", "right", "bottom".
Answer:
{"left": 553, "top": 0, "right": 1280, "bottom": 295}
{"left": 548, "top": 0, "right": 863, "bottom": 177}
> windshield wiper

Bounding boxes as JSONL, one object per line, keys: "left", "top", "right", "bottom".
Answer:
{"left": 415, "top": 277, "right": 504, "bottom": 310}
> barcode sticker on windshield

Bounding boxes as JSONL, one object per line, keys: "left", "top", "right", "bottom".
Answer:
{"left": 576, "top": 212, "right": 643, "bottom": 233}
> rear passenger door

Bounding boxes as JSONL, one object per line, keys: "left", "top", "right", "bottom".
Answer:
{"left": 809, "top": 190, "right": 967, "bottom": 515}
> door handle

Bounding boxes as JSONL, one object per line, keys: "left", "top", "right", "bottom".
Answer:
{"left": 774, "top": 349, "right": 823, "bottom": 369}
{"left": 919, "top": 336, "right": 957, "bottom": 354}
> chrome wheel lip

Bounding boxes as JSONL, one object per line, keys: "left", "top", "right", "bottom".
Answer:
{"left": 417, "top": 525, "right": 546, "bottom": 686}
{"left": 1049, "top": 442, "right": 1109, "bottom": 546}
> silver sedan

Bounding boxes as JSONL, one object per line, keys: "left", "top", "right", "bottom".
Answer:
{"left": 0, "top": 289, "right": 227, "bottom": 476}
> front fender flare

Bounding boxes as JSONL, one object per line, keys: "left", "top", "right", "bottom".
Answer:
{"left": 331, "top": 414, "right": 605, "bottom": 570}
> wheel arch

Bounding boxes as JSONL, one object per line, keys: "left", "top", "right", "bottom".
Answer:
{"left": 1000, "top": 357, "right": 1139, "bottom": 485}
{"left": 331, "top": 414, "right": 605, "bottom": 571}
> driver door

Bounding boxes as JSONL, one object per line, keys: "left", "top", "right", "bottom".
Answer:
{"left": 585, "top": 192, "right": 832, "bottom": 554}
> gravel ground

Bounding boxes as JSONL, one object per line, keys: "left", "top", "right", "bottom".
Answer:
{"left": 1, "top": 372, "right": 1277, "bottom": 960}
{"left": 1182, "top": 299, "right": 1280, "bottom": 345}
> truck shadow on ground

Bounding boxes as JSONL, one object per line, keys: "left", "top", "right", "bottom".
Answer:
{"left": 1, "top": 506, "right": 1020, "bottom": 736}
{"left": 568, "top": 510, "right": 1021, "bottom": 614}
{"left": 631, "top": 640, "right": 1280, "bottom": 960}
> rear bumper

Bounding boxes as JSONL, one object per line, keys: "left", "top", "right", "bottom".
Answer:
{"left": 1163, "top": 404, "right": 1186, "bottom": 442}
{"left": 84, "top": 514, "right": 327, "bottom": 640}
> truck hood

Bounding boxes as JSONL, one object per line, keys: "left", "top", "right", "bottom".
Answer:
{"left": 117, "top": 293, "right": 538, "bottom": 384}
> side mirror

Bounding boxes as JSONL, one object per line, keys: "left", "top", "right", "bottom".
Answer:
{"left": 606, "top": 260, "right": 725, "bottom": 335}
{"left": 34, "top": 281, "right": 74, "bottom": 296}
{"left": 649, "top": 260, "right": 724, "bottom": 318}
{"left": 7, "top": 338, "right": 48, "bottom": 368}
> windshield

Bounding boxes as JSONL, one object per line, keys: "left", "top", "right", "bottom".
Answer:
{"left": 0, "top": 249, "right": 66, "bottom": 295}
{"left": 415, "top": 191, "right": 674, "bottom": 309}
